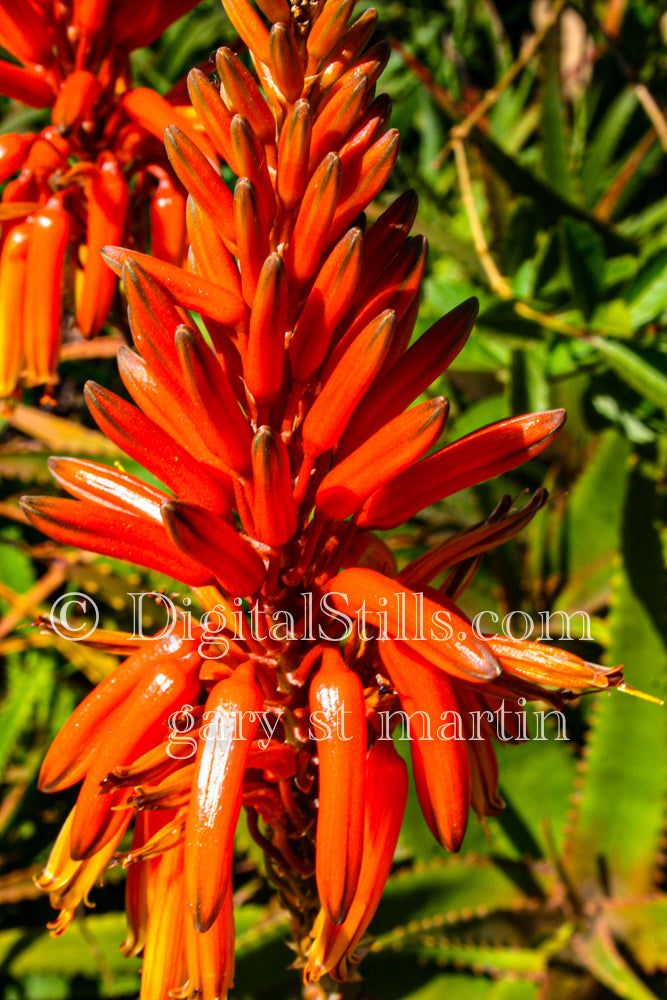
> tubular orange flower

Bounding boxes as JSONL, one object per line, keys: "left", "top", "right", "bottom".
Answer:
{"left": 23, "top": 1, "right": 628, "bottom": 995}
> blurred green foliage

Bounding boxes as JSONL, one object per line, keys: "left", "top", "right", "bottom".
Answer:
{"left": 1, "top": 0, "right": 666, "bottom": 998}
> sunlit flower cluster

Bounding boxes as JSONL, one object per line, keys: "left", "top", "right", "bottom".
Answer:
{"left": 21, "top": 0, "right": 624, "bottom": 995}
{"left": 0, "top": 0, "right": 205, "bottom": 400}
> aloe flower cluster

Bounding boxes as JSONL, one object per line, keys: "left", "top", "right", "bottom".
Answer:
{"left": 0, "top": 0, "right": 205, "bottom": 400}
{"left": 20, "top": 0, "right": 624, "bottom": 995}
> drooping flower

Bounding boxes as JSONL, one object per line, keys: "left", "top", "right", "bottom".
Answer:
{"left": 21, "top": 0, "right": 625, "bottom": 994}
{"left": 0, "top": 0, "right": 205, "bottom": 401}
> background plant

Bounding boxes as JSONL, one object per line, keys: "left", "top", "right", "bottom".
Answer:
{"left": 0, "top": 1, "right": 665, "bottom": 999}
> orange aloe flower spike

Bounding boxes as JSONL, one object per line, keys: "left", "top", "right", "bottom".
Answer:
{"left": 123, "top": 260, "right": 185, "bottom": 371}
{"left": 77, "top": 159, "right": 129, "bottom": 338}
{"left": 245, "top": 253, "right": 288, "bottom": 407}
{"left": 69, "top": 643, "right": 203, "bottom": 859}
{"left": 186, "top": 197, "right": 243, "bottom": 298}
{"left": 301, "top": 309, "right": 395, "bottom": 459}
{"left": 234, "top": 177, "right": 267, "bottom": 306}
{"left": 309, "top": 646, "right": 367, "bottom": 924}
{"left": 289, "top": 226, "right": 364, "bottom": 383}
{"left": 251, "top": 427, "right": 298, "bottom": 548}
{"left": 283, "top": 151, "right": 341, "bottom": 285}
{"left": 175, "top": 327, "right": 252, "bottom": 476}
{"left": 149, "top": 168, "right": 187, "bottom": 265}
{"left": 220, "top": 0, "right": 272, "bottom": 66}
{"left": 187, "top": 68, "right": 235, "bottom": 166}
{"left": 216, "top": 47, "right": 276, "bottom": 146}
{"left": 328, "top": 128, "right": 399, "bottom": 244}
{"left": 0, "top": 222, "right": 30, "bottom": 398}
{"left": 379, "top": 639, "right": 471, "bottom": 852}
{"left": 185, "top": 662, "right": 263, "bottom": 932}
{"left": 357, "top": 409, "right": 567, "bottom": 530}
{"left": 162, "top": 500, "right": 267, "bottom": 595}
{"left": 306, "top": 738, "right": 408, "bottom": 982}
{"left": 276, "top": 99, "right": 312, "bottom": 210}
{"left": 83, "top": 381, "right": 233, "bottom": 516}
{"left": 316, "top": 397, "right": 449, "bottom": 521}
{"left": 338, "top": 298, "right": 478, "bottom": 457}
{"left": 324, "top": 568, "right": 502, "bottom": 683}
{"left": 269, "top": 23, "right": 304, "bottom": 104}
{"left": 309, "top": 73, "right": 370, "bottom": 171}
{"left": 165, "top": 125, "right": 236, "bottom": 247}
{"left": 23, "top": 200, "right": 70, "bottom": 388}
{"left": 484, "top": 635, "right": 619, "bottom": 691}
{"left": 38, "top": 631, "right": 196, "bottom": 793}
{"left": 21, "top": 495, "right": 216, "bottom": 587}
{"left": 102, "top": 247, "right": 246, "bottom": 326}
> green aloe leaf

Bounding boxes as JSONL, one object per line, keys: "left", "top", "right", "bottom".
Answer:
{"left": 604, "top": 895, "right": 667, "bottom": 975}
{"left": 590, "top": 337, "right": 667, "bottom": 412}
{"left": 563, "top": 462, "right": 667, "bottom": 899}
{"left": 560, "top": 219, "right": 605, "bottom": 322}
{"left": 554, "top": 429, "right": 631, "bottom": 615}
{"left": 570, "top": 917, "right": 662, "bottom": 1000}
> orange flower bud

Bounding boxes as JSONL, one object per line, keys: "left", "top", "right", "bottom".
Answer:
{"left": 123, "top": 260, "right": 184, "bottom": 371}
{"left": 185, "top": 663, "right": 263, "bottom": 931}
{"left": 323, "top": 568, "right": 502, "bottom": 683}
{"left": 269, "top": 23, "right": 304, "bottom": 104}
{"left": 309, "top": 73, "right": 369, "bottom": 171}
{"left": 328, "top": 128, "right": 399, "bottom": 244}
{"left": 122, "top": 87, "right": 215, "bottom": 160}
{"left": 186, "top": 197, "right": 242, "bottom": 298}
{"left": 69, "top": 643, "right": 202, "bottom": 859}
{"left": 246, "top": 253, "right": 288, "bottom": 406}
{"left": 301, "top": 309, "right": 395, "bottom": 458}
{"left": 220, "top": 0, "right": 271, "bottom": 66}
{"left": 84, "top": 381, "right": 234, "bottom": 516}
{"left": 0, "top": 133, "right": 34, "bottom": 183}
{"left": 379, "top": 639, "right": 471, "bottom": 851}
{"left": 309, "top": 647, "right": 366, "bottom": 923}
{"left": 234, "top": 177, "right": 267, "bottom": 306}
{"left": 276, "top": 99, "right": 312, "bottom": 209}
{"left": 357, "top": 409, "right": 567, "bottom": 530}
{"left": 165, "top": 125, "right": 235, "bottom": 246}
{"left": 230, "top": 114, "right": 276, "bottom": 230}
{"left": 306, "top": 0, "right": 356, "bottom": 64}
{"left": 316, "top": 8, "right": 379, "bottom": 92}
{"left": 175, "top": 327, "right": 252, "bottom": 475}
{"left": 283, "top": 151, "right": 341, "bottom": 285}
{"left": 39, "top": 629, "right": 199, "bottom": 792}
{"left": 77, "top": 159, "right": 129, "bottom": 338}
{"left": 0, "top": 222, "right": 30, "bottom": 398}
{"left": 149, "top": 168, "right": 187, "bottom": 265}
{"left": 23, "top": 201, "right": 70, "bottom": 386}
{"left": 216, "top": 47, "right": 275, "bottom": 146}
{"left": 102, "top": 246, "right": 246, "bottom": 325}
{"left": 52, "top": 70, "right": 100, "bottom": 132}
{"left": 316, "top": 397, "right": 449, "bottom": 520}
{"left": 251, "top": 426, "right": 297, "bottom": 547}
{"left": 21, "top": 494, "right": 216, "bottom": 587}
{"left": 306, "top": 739, "right": 408, "bottom": 982}
{"left": 162, "top": 499, "right": 267, "bottom": 595}
{"left": 289, "top": 226, "right": 364, "bottom": 383}
{"left": 187, "top": 68, "right": 235, "bottom": 166}
{"left": 338, "top": 298, "right": 477, "bottom": 457}
{"left": 0, "top": 60, "right": 54, "bottom": 107}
